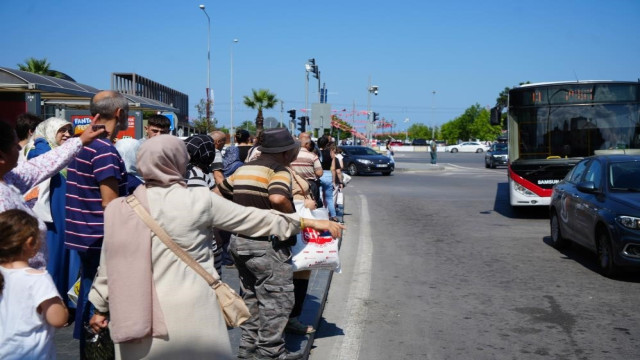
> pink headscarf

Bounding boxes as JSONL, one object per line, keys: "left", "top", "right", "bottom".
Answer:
{"left": 137, "top": 134, "right": 189, "bottom": 187}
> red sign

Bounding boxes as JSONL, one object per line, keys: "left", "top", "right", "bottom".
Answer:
{"left": 116, "top": 116, "right": 136, "bottom": 139}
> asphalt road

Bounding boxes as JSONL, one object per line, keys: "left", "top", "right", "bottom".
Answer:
{"left": 310, "top": 151, "right": 640, "bottom": 360}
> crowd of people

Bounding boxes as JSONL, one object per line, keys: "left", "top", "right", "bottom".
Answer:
{"left": 0, "top": 90, "right": 347, "bottom": 360}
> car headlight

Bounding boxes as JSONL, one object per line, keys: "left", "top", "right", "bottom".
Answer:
{"left": 617, "top": 216, "right": 640, "bottom": 229}
{"left": 356, "top": 159, "right": 373, "bottom": 165}
{"left": 513, "top": 182, "right": 536, "bottom": 197}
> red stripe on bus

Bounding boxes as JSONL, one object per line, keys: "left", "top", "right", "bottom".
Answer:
{"left": 508, "top": 164, "right": 552, "bottom": 197}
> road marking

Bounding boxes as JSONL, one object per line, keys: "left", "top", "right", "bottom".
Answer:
{"left": 336, "top": 194, "right": 373, "bottom": 360}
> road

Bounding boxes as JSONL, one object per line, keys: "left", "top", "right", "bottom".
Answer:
{"left": 311, "top": 151, "right": 640, "bottom": 360}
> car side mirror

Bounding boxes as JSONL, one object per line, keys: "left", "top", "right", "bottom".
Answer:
{"left": 577, "top": 181, "right": 598, "bottom": 193}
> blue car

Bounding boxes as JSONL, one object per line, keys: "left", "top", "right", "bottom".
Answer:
{"left": 341, "top": 146, "right": 394, "bottom": 176}
{"left": 549, "top": 155, "right": 640, "bottom": 276}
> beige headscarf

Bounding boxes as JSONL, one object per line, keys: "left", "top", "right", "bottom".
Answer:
{"left": 102, "top": 133, "right": 191, "bottom": 343}
{"left": 35, "top": 117, "right": 72, "bottom": 148}
{"left": 137, "top": 134, "right": 189, "bottom": 187}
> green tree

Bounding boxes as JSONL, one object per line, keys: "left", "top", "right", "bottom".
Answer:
{"left": 238, "top": 120, "right": 257, "bottom": 134}
{"left": 440, "top": 104, "right": 502, "bottom": 144}
{"left": 193, "top": 98, "right": 217, "bottom": 132}
{"left": 407, "top": 123, "right": 433, "bottom": 139}
{"left": 495, "top": 81, "right": 530, "bottom": 130}
{"left": 243, "top": 89, "right": 279, "bottom": 131}
{"left": 17, "top": 57, "right": 63, "bottom": 78}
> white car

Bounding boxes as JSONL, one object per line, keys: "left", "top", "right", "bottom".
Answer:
{"left": 445, "top": 142, "right": 490, "bottom": 153}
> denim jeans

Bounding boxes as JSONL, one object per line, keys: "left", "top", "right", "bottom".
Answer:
{"left": 320, "top": 170, "right": 336, "bottom": 217}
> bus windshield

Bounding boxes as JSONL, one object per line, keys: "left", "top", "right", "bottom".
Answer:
{"left": 509, "top": 83, "right": 640, "bottom": 162}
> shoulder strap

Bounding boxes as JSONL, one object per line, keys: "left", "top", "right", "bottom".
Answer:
{"left": 125, "top": 195, "right": 223, "bottom": 288}
{"left": 286, "top": 167, "right": 313, "bottom": 200}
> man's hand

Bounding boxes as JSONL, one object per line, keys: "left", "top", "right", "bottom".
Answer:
{"left": 304, "top": 218, "right": 345, "bottom": 238}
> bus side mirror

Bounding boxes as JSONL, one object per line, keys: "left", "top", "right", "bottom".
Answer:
{"left": 490, "top": 107, "right": 501, "bottom": 126}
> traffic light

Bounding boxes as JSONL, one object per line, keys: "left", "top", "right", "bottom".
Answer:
{"left": 287, "top": 109, "right": 296, "bottom": 121}
{"left": 372, "top": 112, "right": 379, "bottom": 122}
{"left": 297, "top": 116, "right": 308, "bottom": 133}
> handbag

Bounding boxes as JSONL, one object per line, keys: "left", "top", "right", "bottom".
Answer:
{"left": 126, "top": 195, "right": 250, "bottom": 328}
{"left": 84, "top": 325, "right": 115, "bottom": 360}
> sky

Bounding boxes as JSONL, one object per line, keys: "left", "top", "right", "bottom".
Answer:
{"left": 1, "top": 0, "right": 639, "bottom": 135}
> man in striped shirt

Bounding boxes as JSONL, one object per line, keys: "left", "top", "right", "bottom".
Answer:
{"left": 216, "top": 128, "right": 303, "bottom": 360}
{"left": 65, "top": 90, "right": 128, "bottom": 352}
{"left": 290, "top": 132, "right": 323, "bottom": 207}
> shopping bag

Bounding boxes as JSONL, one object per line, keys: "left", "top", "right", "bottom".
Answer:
{"left": 291, "top": 201, "right": 341, "bottom": 272}
{"left": 336, "top": 189, "right": 344, "bottom": 206}
{"left": 67, "top": 277, "right": 81, "bottom": 306}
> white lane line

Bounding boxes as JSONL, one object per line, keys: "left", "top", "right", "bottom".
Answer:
{"left": 336, "top": 194, "right": 373, "bottom": 360}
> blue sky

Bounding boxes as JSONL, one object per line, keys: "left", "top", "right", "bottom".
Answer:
{"left": 1, "top": 0, "right": 638, "bottom": 134}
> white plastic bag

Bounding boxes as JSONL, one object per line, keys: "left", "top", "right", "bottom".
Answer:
{"left": 291, "top": 201, "right": 341, "bottom": 273}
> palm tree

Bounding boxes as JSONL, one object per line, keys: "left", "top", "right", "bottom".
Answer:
{"left": 17, "top": 57, "right": 69, "bottom": 79}
{"left": 243, "top": 89, "right": 279, "bottom": 131}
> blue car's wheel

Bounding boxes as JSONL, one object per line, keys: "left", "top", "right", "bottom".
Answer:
{"left": 347, "top": 163, "right": 358, "bottom": 176}
{"left": 550, "top": 210, "right": 568, "bottom": 250}
{"left": 597, "top": 231, "right": 618, "bottom": 277}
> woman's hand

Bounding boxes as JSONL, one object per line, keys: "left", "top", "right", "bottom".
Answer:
{"left": 304, "top": 218, "right": 345, "bottom": 238}
{"left": 89, "top": 313, "right": 109, "bottom": 333}
{"left": 79, "top": 114, "right": 107, "bottom": 146}
{"left": 303, "top": 198, "right": 317, "bottom": 210}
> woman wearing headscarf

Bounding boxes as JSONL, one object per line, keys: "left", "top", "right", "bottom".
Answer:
{"left": 0, "top": 120, "right": 104, "bottom": 269}
{"left": 88, "top": 135, "right": 342, "bottom": 359}
{"left": 184, "top": 134, "right": 222, "bottom": 273}
{"left": 115, "top": 138, "right": 144, "bottom": 195}
{"left": 27, "top": 118, "right": 81, "bottom": 309}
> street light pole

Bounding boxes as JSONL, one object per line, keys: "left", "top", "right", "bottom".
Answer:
{"left": 230, "top": 38, "right": 238, "bottom": 144}
{"left": 367, "top": 76, "right": 379, "bottom": 144}
{"left": 199, "top": 5, "right": 211, "bottom": 131}
{"left": 431, "top": 90, "right": 436, "bottom": 139}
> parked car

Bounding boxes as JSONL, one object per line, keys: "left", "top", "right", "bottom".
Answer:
{"left": 341, "top": 145, "right": 394, "bottom": 176}
{"left": 485, "top": 143, "right": 508, "bottom": 168}
{"left": 549, "top": 155, "right": 640, "bottom": 276}
{"left": 411, "top": 139, "right": 428, "bottom": 146}
{"left": 388, "top": 141, "right": 404, "bottom": 147}
{"left": 445, "top": 141, "right": 489, "bottom": 153}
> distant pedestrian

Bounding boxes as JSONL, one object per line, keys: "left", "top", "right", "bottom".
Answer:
{"left": 290, "top": 132, "right": 323, "bottom": 208}
{"left": 115, "top": 138, "right": 144, "bottom": 195}
{"left": 317, "top": 135, "right": 339, "bottom": 222}
{"left": 235, "top": 129, "right": 253, "bottom": 162}
{"left": 15, "top": 113, "right": 43, "bottom": 163}
{"left": 0, "top": 209, "right": 69, "bottom": 360}
{"left": 210, "top": 130, "right": 226, "bottom": 185}
{"left": 184, "top": 134, "right": 222, "bottom": 275}
{"left": 430, "top": 139, "right": 437, "bottom": 165}
{"left": 144, "top": 114, "right": 171, "bottom": 139}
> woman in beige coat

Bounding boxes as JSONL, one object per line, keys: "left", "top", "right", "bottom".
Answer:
{"left": 88, "top": 135, "right": 342, "bottom": 359}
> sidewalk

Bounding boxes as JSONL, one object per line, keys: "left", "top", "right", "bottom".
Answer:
{"left": 53, "top": 250, "right": 338, "bottom": 360}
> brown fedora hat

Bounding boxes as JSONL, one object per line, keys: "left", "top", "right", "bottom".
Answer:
{"left": 257, "top": 128, "right": 300, "bottom": 153}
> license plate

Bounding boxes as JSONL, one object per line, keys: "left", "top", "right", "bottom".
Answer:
{"left": 376, "top": 164, "right": 388, "bottom": 168}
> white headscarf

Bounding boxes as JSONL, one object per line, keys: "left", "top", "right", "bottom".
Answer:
{"left": 115, "top": 138, "right": 143, "bottom": 181}
{"left": 34, "top": 117, "right": 72, "bottom": 149}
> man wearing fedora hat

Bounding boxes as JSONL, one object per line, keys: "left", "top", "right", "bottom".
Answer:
{"left": 216, "top": 128, "right": 303, "bottom": 360}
